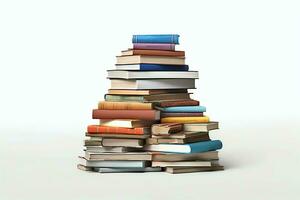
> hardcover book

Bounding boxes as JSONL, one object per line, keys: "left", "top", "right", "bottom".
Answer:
{"left": 79, "top": 157, "right": 148, "bottom": 168}
{"left": 115, "top": 64, "right": 188, "bottom": 71}
{"left": 121, "top": 49, "right": 185, "bottom": 57}
{"left": 87, "top": 125, "right": 150, "bottom": 135}
{"left": 158, "top": 100, "right": 199, "bottom": 107}
{"left": 161, "top": 116, "right": 210, "bottom": 123}
{"left": 151, "top": 123, "right": 183, "bottom": 135}
{"left": 133, "top": 43, "right": 175, "bottom": 50}
{"left": 166, "top": 165, "right": 224, "bottom": 174}
{"left": 107, "top": 70, "right": 198, "bottom": 79}
{"left": 116, "top": 55, "right": 185, "bottom": 65}
{"left": 102, "top": 138, "right": 145, "bottom": 148}
{"left": 105, "top": 93, "right": 191, "bottom": 102}
{"left": 156, "top": 105, "right": 206, "bottom": 113}
{"left": 107, "top": 89, "right": 187, "bottom": 96}
{"left": 184, "top": 122, "right": 219, "bottom": 132}
{"left": 100, "top": 119, "right": 156, "bottom": 128}
{"left": 98, "top": 101, "right": 153, "bottom": 110}
{"left": 92, "top": 109, "right": 160, "bottom": 120}
{"left": 161, "top": 112, "right": 204, "bottom": 118}
{"left": 132, "top": 34, "right": 179, "bottom": 44}
{"left": 85, "top": 152, "right": 152, "bottom": 161}
{"left": 152, "top": 151, "right": 219, "bottom": 162}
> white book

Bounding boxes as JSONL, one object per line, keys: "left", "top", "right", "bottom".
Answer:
{"left": 152, "top": 161, "right": 216, "bottom": 167}
{"left": 111, "top": 79, "right": 195, "bottom": 90}
{"left": 100, "top": 119, "right": 155, "bottom": 128}
{"left": 116, "top": 55, "right": 185, "bottom": 65}
{"left": 107, "top": 70, "right": 198, "bottom": 79}
{"left": 94, "top": 167, "right": 162, "bottom": 173}
{"left": 79, "top": 157, "right": 147, "bottom": 168}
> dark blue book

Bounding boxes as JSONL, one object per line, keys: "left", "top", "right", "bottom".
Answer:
{"left": 132, "top": 34, "right": 179, "bottom": 44}
{"left": 144, "top": 140, "right": 223, "bottom": 154}
{"left": 115, "top": 64, "right": 188, "bottom": 71}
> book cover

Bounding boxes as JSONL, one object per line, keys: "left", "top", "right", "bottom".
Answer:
{"left": 161, "top": 116, "right": 210, "bottom": 123}
{"left": 87, "top": 125, "right": 150, "bottom": 135}
{"left": 115, "top": 63, "right": 189, "bottom": 71}
{"left": 107, "top": 89, "right": 187, "bottom": 96}
{"left": 122, "top": 49, "right": 185, "bottom": 57}
{"left": 116, "top": 55, "right": 185, "bottom": 65}
{"left": 158, "top": 100, "right": 199, "bottom": 107}
{"left": 156, "top": 105, "right": 206, "bottom": 113}
{"left": 133, "top": 43, "right": 175, "bottom": 50}
{"left": 92, "top": 109, "right": 160, "bottom": 120}
{"left": 132, "top": 34, "right": 179, "bottom": 44}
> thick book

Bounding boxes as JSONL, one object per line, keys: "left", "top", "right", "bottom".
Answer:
{"left": 116, "top": 55, "right": 185, "bottom": 65}
{"left": 161, "top": 112, "right": 204, "bottom": 118}
{"left": 147, "top": 134, "right": 210, "bottom": 144}
{"left": 143, "top": 140, "right": 222, "bottom": 154}
{"left": 111, "top": 79, "right": 195, "bottom": 90}
{"left": 94, "top": 167, "right": 162, "bottom": 173}
{"left": 165, "top": 165, "right": 224, "bottom": 174}
{"left": 156, "top": 105, "right": 206, "bottom": 113}
{"left": 184, "top": 122, "right": 219, "bottom": 132}
{"left": 152, "top": 151, "right": 219, "bottom": 162}
{"left": 100, "top": 119, "right": 156, "bottom": 128}
{"left": 115, "top": 64, "right": 188, "bottom": 71}
{"left": 102, "top": 138, "right": 145, "bottom": 148}
{"left": 105, "top": 93, "right": 191, "bottom": 102}
{"left": 152, "top": 161, "right": 215, "bottom": 167}
{"left": 133, "top": 43, "right": 175, "bottom": 50}
{"left": 87, "top": 125, "right": 150, "bottom": 135}
{"left": 158, "top": 100, "right": 199, "bottom": 107}
{"left": 151, "top": 123, "right": 183, "bottom": 135}
{"left": 84, "top": 146, "right": 138, "bottom": 153}
{"left": 161, "top": 116, "right": 210, "bottom": 123}
{"left": 98, "top": 101, "right": 152, "bottom": 110}
{"left": 121, "top": 49, "right": 185, "bottom": 57}
{"left": 85, "top": 152, "right": 152, "bottom": 161}
{"left": 86, "top": 133, "right": 150, "bottom": 139}
{"left": 92, "top": 109, "right": 160, "bottom": 120}
{"left": 132, "top": 34, "right": 179, "bottom": 44}
{"left": 107, "top": 89, "right": 187, "bottom": 96}
{"left": 107, "top": 70, "right": 198, "bottom": 79}
{"left": 79, "top": 157, "right": 148, "bottom": 168}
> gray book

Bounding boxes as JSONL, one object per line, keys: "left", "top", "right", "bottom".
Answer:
{"left": 79, "top": 157, "right": 148, "bottom": 168}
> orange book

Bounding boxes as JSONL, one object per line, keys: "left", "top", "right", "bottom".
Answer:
{"left": 98, "top": 101, "right": 152, "bottom": 110}
{"left": 87, "top": 125, "right": 150, "bottom": 135}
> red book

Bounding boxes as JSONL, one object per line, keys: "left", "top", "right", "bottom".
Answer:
{"left": 92, "top": 109, "right": 160, "bottom": 120}
{"left": 87, "top": 125, "right": 150, "bottom": 135}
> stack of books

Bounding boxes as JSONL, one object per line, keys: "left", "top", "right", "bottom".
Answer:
{"left": 78, "top": 34, "right": 224, "bottom": 174}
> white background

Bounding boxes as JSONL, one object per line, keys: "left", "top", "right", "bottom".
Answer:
{"left": 0, "top": 0, "right": 299, "bottom": 199}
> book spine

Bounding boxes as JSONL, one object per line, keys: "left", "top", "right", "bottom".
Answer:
{"left": 158, "top": 100, "right": 199, "bottom": 107}
{"left": 92, "top": 109, "right": 159, "bottom": 120}
{"left": 132, "top": 50, "right": 185, "bottom": 57}
{"left": 133, "top": 43, "right": 175, "bottom": 50}
{"left": 161, "top": 116, "right": 210, "bottom": 123}
{"left": 132, "top": 35, "right": 179, "bottom": 44}
{"left": 87, "top": 125, "right": 144, "bottom": 135}
{"left": 98, "top": 101, "right": 152, "bottom": 110}
{"left": 140, "top": 64, "right": 189, "bottom": 71}
{"left": 161, "top": 112, "right": 204, "bottom": 118}
{"left": 105, "top": 94, "right": 144, "bottom": 102}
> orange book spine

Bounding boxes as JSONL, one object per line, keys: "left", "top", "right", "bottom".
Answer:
{"left": 98, "top": 101, "right": 152, "bottom": 110}
{"left": 87, "top": 125, "right": 144, "bottom": 135}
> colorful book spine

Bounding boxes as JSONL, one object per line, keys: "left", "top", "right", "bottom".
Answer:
{"left": 157, "top": 105, "right": 206, "bottom": 113}
{"left": 132, "top": 34, "right": 179, "bottom": 44}
{"left": 98, "top": 101, "right": 152, "bottom": 110}
{"left": 161, "top": 116, "right": 210, "bottom": 123}
{"left": 138, "top": 64, "right": 189, "bottom": 71}
{"left": 87, "top": 125, "right": 147, "bottom": 135}
{"left": 133, "top": 43, "right": 175, "bottom": 50}
{"left": 188, "top": 140, "right": 223, "bottom": 153}
{"left": 92, "top": 109, "right": 160, "bottom": 120}
{"left": 125, "top": 49, "right": 185, "bottom": 57}
{"left": 158, "top": 100, "right": 199, "bottom": 107}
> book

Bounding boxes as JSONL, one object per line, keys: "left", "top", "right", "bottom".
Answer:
{"left": 115, "top": 64, "right": 188, "bottom": 71}
{"left": 152, "top": 131, "right": 208, "bottom": 139}
{"left": 147, "top": 134, "right": 210, "bottom": 144}
{"left": 165, "top": 165, "right": 224, "bottom": 174}
{"left": 152, "top": 161, "right": 214, "bottom": 167}
{"left": 161, "top": 116, "right": 210, "bottom": 123}
{"left": 92, "top": 109, "right": 160, "bottom": 120}
{"left": 158, "top": 100, "right": 199, "bottom": 107}
{"left": 85, "top": 152, "right": 152, "bottom": 161}
{"left": 86, "top": 133, "right": 150, "bottom": 139}
{"left": 156, "top": 105, "right": 206, "bottom": 113}
{"left": 121, "top": 49, "right": 185, "bottom": 57}
{"left": 84, "top": 138, "right": 102, "bottom": 146}
{"left": 79, "top": 157, "right": 148, "bottom": 168}
{"left": 143, "top": 140, "right": 222, "bottom": 153}
{"left": 102, "top": 138, "right": 145, "bottom": 148}
{"left": 100, "top": 119, "right": 156, "bottom": 128}
{"left": 132, "top": 34, "right": 179, "bottom": 44}
{"left": 87, "top": 125, "right": 150, "bottom": 135}
{"left": 94, "top": 167, "right": 162, "bottom": 173}
{"left": 107, "top": 89, "right": 187, "bottom": 96}
{"left": 84, "top": 146, "right": 138, "bottom": 153}
{"left": 152, "top": 151, "right": 219, "bottom": 161}
{"left": 161, "top": 112, "right": 204, "bottom": 118}
{"left": 107, "top": 70, "right": 198, "bottom": 79}
{"left": 98, "top": 101, "right": 152, "bottom": 110}
{"left": 151, "top": 123, "right": 183, "bottom": 135}
{"left": 116, "top": 55, "right": 185, "bottom": 65}
{"left": 105, "top": 93, "right": 191, "bottom": 102}
{"left": 110, "top": 79, "right": 195, "bottom": 90}
{"left": 184, "top": 122, "right": 219, "bottom": 132}
{"left": 133, "top": 43, "right": 175, "bottom": 50}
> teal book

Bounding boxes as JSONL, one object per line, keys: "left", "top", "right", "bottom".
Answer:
{"left": 155, "top": 105, "right": 206, "bottom": 113}
{"left": 132, "top": 34, "right": 179, "bottom": 44}
{"left": 143, "top": 140, "right": 222, "bottom": 154}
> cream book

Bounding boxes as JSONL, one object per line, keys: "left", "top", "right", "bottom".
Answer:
{"left": 107, "top": 70, "right": 198, "bottom": 79}
{"left": 116, "top": 55, "right": 185, "bottom": 65}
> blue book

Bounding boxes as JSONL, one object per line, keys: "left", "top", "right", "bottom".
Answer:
{"left": 132, "top": 34, "right": 179, "bottom": 44}
{"left": 156, "top": 105, "right": 206, "bottom": 113}
{"left": 144, "top": 140, "right": 223, "bottom": 154}
{"left": 115, "top": 64, "right": 189, "bottom": 71}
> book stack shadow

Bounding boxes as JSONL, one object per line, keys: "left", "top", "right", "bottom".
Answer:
{"left": 78, "top": 34, "right": 224, "bottom": 174}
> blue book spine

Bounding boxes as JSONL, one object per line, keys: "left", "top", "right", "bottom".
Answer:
{"left": 189, "top": 140, "right": 223, "bottom": 153}
{"left": 140, "top": 64, "right": 188, "bottom": 71}
{"left": 159, "top": 105, "right": 206, "bottom": 113}
{"left": 132, "top": 34, "right": 179, "bottom": 44}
